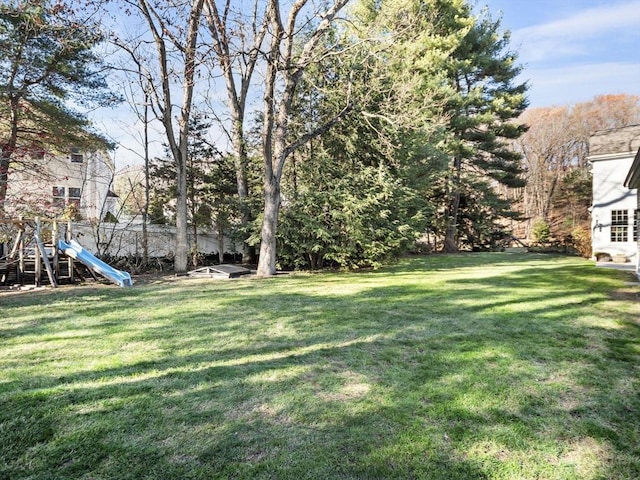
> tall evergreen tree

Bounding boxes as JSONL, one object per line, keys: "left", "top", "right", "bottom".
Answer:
{"left": 272, "top": 0, "right": 468, "bottom": 268}
{"left": 279, "top": 51, "right": 433, "bottom": 269}
{"left": 437, "top": 5, "right": 528, "bottom": 252}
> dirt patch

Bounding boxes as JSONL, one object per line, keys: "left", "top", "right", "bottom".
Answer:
{"left": 610, "top": 286, "right": 640, "bottom": 302}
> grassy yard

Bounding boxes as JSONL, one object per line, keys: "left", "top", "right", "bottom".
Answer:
{"left": 0, "top": 253, "right": 638, "bottom": 479}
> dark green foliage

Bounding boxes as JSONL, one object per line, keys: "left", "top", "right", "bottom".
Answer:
{"left": 148, "top": 157, "right": 176, "bottom": 224}
{"left": 432, "top": 4, "right": 528, "bottom": 251}
{"left": 272, "top": 0, "right": 528, "bottom": 266}
{"left": 0, "top": 0, "right": 113, "bottom": 153}
{"left": 147, "top": 198, "right": 167, "bottom": 225}
{"left": 531, "top": 218, "right": 552, "bottom": 244}
{"left": 430, "top": 175, "right": 516, "bottom": 251}
{"left": 278, "top": 165, "right": 426, "bottom": 269}
{"left": 150, "top": 115, "right": 239, "bottom": 236}
{"left": 271, "top": 2, "right": 455, "bottom": 269}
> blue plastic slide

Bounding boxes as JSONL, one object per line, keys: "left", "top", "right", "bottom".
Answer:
{"left": 58, "top": 239, "right": 133, "bottom": 287}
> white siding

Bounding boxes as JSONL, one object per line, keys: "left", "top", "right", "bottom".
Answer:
{"left": 591, "top": 154, "right": 638, "bottom": 261}
{"left": 5, "top": 150, "right": 115, "bottom": 221}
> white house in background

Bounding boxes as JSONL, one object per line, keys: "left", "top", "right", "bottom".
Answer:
{"left": 624, "top": 147, "right": 640, "bottom": 278}
{"left": 6, "top": 156, "right": 240, "bottom": 259}
{"left": 5, "top": 148, "right": 117, "bottom": 221}
{"left": 589, "top": 125, "right": 640, "bottom": 263}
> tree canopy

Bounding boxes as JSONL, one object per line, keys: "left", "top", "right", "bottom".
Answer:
{"left": 11, "top": 0, "right": 637, "bottom": 270}
{"left": 0, "top": 0, "right": 114, "bottom": 213}
{"left": 433, "top": 3, "right": 528, "bottom": 252}
{"left": 105, "top": 0, "right": 531, "bottom": 270}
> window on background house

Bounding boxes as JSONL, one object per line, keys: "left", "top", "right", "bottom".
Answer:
{"left": 52, "top": 186, "right": 65, "bottom": 209}
{"left": 70, "top": 147, "right": 83, "bottom": 163}
{"left": 68, "top": 187, "right": 81, "bottom": 209}
{"left": 610, "top": 209, "right": 628, "bottom": 242}
{"left": 634, "top": 210, "right": 639, "bottom": 243}
{"left": 65, "top": 186, "right": 82, "bottom": 219}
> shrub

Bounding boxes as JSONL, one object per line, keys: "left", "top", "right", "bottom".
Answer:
{"left": 570, "top": 226, "right": 591, "bottom": 258}
{"left": 531, "top": 218, "right": 551, "bottom": 244}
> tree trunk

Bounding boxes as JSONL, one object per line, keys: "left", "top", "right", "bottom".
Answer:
{"left": 443, "top": 191, "right": 460, "bottom": 253}
{"left": 217, "top": 217, "right": 225, "bottom": 263}
{"left": 0, "top": 98, "right": 20, "bottom": 216}
{"left": 192, "top": 222, "right": 198, "bottom": 267}
{"left": 142, "top": 90, "right": 150, "bottom": 267}
{"left": 443, "top": 157, "right": 461, "bottom": 253}
{"left": 231, "top": 126, "right": 254, "bottom": 263}
{"left": 203, "top": 0, "right": 267, "bottom": 265}
{"left": 0, "top": 154, "right": 9, "bottom": 215}
{"left": 135, "top": 0, "right": 204, "bottom": 274}
{"left": 175, "top": 164, "right": 189, "bottom": 273}
{"left": 542, "top": 175, "right": 558, "bottom": 221}
{"left": 253, "top": 0, "right": 349, "bottom": 275}
{"left": 257, "top": 177, "right": 280, "bottom": 275}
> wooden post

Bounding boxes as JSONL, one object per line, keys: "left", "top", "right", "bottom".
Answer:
{"left": 67, "top": 219, "right": 74, "bottom": 282}
{"left": 18, "top": 232, "right": 24, "bottom": 284}
{"left": 52, "top": 220, "right": 59, "bottom": 278}
{"left": 34, "top": 236, "right": 41, "bottom": 286}
{"left": 34, "top": 218, "right": 57, "bottom": 288}
{"left": 0, "top": 227, "right": 23, "bottom": 284}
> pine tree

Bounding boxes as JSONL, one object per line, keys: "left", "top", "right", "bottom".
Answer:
{"left": 0, "top": 0, "right": 113, "bottom": 213}
{"left": 437, "top": 5, "right": 528, "bottom": 252}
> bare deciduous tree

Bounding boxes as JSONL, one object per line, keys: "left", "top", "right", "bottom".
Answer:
{"left": 203, "top": 0, "right": 268, "bottom": 262}
{"left": 256, "top": 0, "right": 351, "bottom": 276}
{"left": 114, "top": 0, "right": 205, "bottom": 273}
{"left": 515, "top": 94, "right": 640, "bottom": 237}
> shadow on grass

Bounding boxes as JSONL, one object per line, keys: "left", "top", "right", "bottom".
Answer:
{"left": 1, "top": 254, "right": 638, "bottom": 479}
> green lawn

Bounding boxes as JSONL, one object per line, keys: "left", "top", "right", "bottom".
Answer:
{"left": 1, "top": 253, "right": 638, "bottom": 479}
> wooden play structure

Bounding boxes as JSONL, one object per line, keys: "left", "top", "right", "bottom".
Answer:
{"left": 0, "top": 217, "right": 131, "bottom": 288}
{"left": 1, "top": 218, "right": 77, "bottom": 287}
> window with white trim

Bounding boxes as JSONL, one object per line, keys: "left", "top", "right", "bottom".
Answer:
{"left": 70, "top": 147, "right": 83, "bottom": 163}
{"left": 634, "top": 209, "right": 639, "bottom": 243}
{"left": 68, "top": 187, "right": 81, "bottom": 209}
{"left": 52, "top": 186, "right": 65, "bottom": 209}
{"left": 610, "top": 209, "right": 628, "bottom": 242}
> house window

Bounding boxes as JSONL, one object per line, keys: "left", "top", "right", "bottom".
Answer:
{"left": 68, "top": 187, "right": 81, "bottom": 209}
{"left": 52, "top": 186, "right": 65, "bottom": 209}
{"left": 610, "top": 209, "right": 628, "bottom": 242}
{"left": 634, "top": 210, "right": 639, "bottom": 243}
{"left": 70, "top": 147, "right": 83, "bottom": 163}
{"left": 52, "top": 186, "right": 81, "bottom": 213}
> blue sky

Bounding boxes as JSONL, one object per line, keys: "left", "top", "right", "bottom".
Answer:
{"left": 478, "top": 0, "right": 640, "bottom": 107}
{"left": 103, "top": 0, "right": 640, "bottom": 167}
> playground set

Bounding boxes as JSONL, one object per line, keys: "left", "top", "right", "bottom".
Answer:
{"left": 0, "top": 218, "right": 132, "bottom": 288}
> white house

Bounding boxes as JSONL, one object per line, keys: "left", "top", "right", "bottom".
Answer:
{"left": 4, "top": 156, "right": 240, "bottom": 261}
{"left": 624, "top": 147, "right": 640, "bottom": 278}
{"left": 589, "top": 125, "right": 640, "bottom": 263}
{"left": 5, "top": 148, "right": 117, "bottom": 221}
